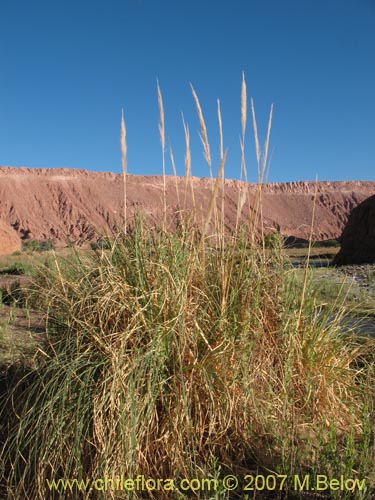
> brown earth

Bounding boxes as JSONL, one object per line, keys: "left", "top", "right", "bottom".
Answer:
{"left": 0, "top": 219, "right": 21, "bottom": 255}
{"left": 0, "top": 166, "right": 374, "bottom": 252}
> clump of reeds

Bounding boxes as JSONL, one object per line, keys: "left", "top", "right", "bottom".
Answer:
{"left": 1, "top": 77, "right": 375, "bottom": 500}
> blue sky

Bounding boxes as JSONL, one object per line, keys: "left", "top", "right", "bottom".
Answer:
{"left": 0, "top": 0, "right": 374, "bottom": 182}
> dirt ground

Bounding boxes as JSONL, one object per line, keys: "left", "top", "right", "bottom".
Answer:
{"left": 0, "top": 274, "right": 45, "bottom": 365}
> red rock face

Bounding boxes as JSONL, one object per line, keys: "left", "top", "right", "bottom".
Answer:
{"left": 0, "top": 219, "right": 21, "bottom": 255}
{"left": 333, "top": 194, "right": 375, "bottom": 265}
{"left": 0, "top": 166, "right": 374, "bottom": 252}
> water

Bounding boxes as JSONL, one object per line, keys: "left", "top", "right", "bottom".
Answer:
{"left": 338, "top": 315, "right": 375, "bottom": 337}
{"left": 291, "top": 259, "right": 332, "bottom": 269}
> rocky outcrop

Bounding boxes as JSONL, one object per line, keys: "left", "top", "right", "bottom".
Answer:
{"left": 333, "top": 195, "right": 375, "bottom": 265}
{"left": 0, "top": 220, "right": 21, "bottom": 255}
{"left": 0, "top": 166, "right": 374, "bottom": 253}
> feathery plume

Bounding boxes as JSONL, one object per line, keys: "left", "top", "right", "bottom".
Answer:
{"left": 157, "top": 80, "right": 165, "bottom": 152}
{"left": 169, "top": 143, "right": 180, "bottom": 208}
{"left": 120, "top": 108, "right": 128, "bottom": 233}
{"left": 251, "top": 97, "right": 260, "bottom": 168}
{"left": 204, "top": 150, "right": 227, "bottom": 235}
{"left": 217, "top": 99, "right": 223, "bottom": 161}
{"left": 190, "top": 83, "right": 212, "bottom": 177}
{"left": 120, "top": 108, "right": 127, "bottom": 174}
{"left": 182, "top": 114, "right": 195, "bottom": 212}
{"left": 241, "top": 72, "right": 247, "bottom": 139}
{"left": 261, "top": 104, "right": 274, "bottom": 183}
{"left": 157, "top": 80, "right": 167, "bottom": 228}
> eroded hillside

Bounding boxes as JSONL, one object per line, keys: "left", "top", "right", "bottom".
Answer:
{"left": 0, "top": 166, "right": 374, "bottom": 252}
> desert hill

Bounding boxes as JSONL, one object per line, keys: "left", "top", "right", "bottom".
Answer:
{"left": 333, "top": 194, "right": 375, "bottom": 265}
{"left": 0, "top": 166, "right": 374, "bottom": 254}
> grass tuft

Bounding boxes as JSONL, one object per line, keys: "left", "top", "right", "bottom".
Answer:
{"left": 1, "top": 76, "right": 375, "bottom": 500}
{"left": 1, "top": 220, "right": 374, "bottom": 499}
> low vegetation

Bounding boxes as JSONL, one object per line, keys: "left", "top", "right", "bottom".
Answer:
{"left": 21, "top": 239, "right": 55, "bottom": 253}
{"left": 0, "top": 261, "right": 31, "bottom": 276}
{"left": 1, "top": 219, "right": 374, "bottom": 499}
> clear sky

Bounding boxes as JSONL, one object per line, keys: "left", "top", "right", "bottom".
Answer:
{"left": 0, "top": 0, "right": 374, "bottom": 182}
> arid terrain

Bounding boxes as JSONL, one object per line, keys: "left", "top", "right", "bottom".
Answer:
{"left": 0, "top": 166, "right": 375, "bottom": 253}
{"left": 2, "top": 166, "right": 375, "bottom": 500}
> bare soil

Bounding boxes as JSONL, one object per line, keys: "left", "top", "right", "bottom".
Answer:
{"left": 1, "top": 167, "right": 375, "bottom": 251}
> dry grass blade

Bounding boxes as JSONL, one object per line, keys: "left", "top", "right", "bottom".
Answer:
{"left": 182, "top": 114, "right": 191, "bottom": 178}
{"left": 261, "top": 104, "right": 273, "bottom": 182}
{"left": 255, "top": 103, "right": 274, "bottom": 242}
{"left": 169, "top": 144, "right": 180, "bottom": 209}
{"left": 247, "top": 101, "right": 274, "bottom": 241}
{"left": 182, "top": 114, "right": 195, "bottom": 215}
{"left": 190, "top": 83, "right": 219, "bottom": 231}
{"left": 235, "top": 184, "right": 247, "bottom": 232}
{"left": 203, "top": 150, "right": 227, "bottom": 235}
{"left": 217, "top": 99, "right": 225, "bottom": 239}
{"left": 297, "top": 176, "right": 318, "bottom": 329}
{"left": 264, "top": 147, "right": 274, "bottom": 183}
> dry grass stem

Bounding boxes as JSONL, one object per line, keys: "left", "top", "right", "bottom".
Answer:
{"left": 236, "top": 74, "right": 250, "bottom": 233}
{"left": 182, "top": 114, "right": 195, "bottom": 215}
{"left": 168, "top": 144, "right": 180, "bottom": 209}
{"left": 217, "top": 99, "right": 225, "bottom": 239}
{"left": 241, "top": 72, "right": 247, "bottom": 144}
{"left": 251, "top": 97, "right": 261, "bottom": 169}
{"left": 120, "top": 108, "right": 128, "bottom": 233}
{"left": 240, "top": 73, "right": 248, "bottom": 184}
{"left": 157, "top": 80, "right": 167, "bottom": 229}
{"left": 261, "top": 103, "right": 273, "bottom": 182}
{"left": 190, "top": 83, "right": 212, "bottom": 178}
{"left": 217, "top": 98, "right": 224, "bottom": 161}
{"left": 254, "top": 103, "right": 274, "bottom": 242}
{"left": 297, "top": 176, "right": 318, "bottom": 329}
{"left": 203, "top": 150, "right": 227, "bottom": 236}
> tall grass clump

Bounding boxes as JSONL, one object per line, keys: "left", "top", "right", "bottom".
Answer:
{"left": 1, "top": 78, "right": 375, "bottom": 500}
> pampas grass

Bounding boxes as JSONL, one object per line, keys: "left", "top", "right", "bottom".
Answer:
{"left": 168, "top": 145, "right": 181, "bottom": 209}
{"left": 203, "top": 150, "right": 227, "bottom": 236}
{"left": 120, "top": 109, "right": 128, "bottom": 233}
{"left": 190, "top": 83, "right": 212, "bottom": 179}
{"left": 217, "top": 99, "right": 226, "bottom": 242}
{"left": 182, "top": 114, "right": 195, "bottom": 215}
{"left": 157, "top": 81, "right": 167, "bottom": 230}
{"left": 240, "top": 71, "right": 248, "bottom": 183}
{"left": 1, "top": 75, "right": 375, "bottom": 500}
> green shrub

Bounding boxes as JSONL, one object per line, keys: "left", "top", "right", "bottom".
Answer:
{"left": 0, "top": 261, "right": 29, "bottom": 276}
{"left": 263, "top": 231, "right": 283, "bottom": 249}
{"left": 311, "top": 239, "right": 340, "bottom": 248}
{"left": 21, "top": 239, "right": 55, "bottom": 253}
{"left": 90, "top": 236, "right": 113, "bottom": 251}
{"left": 0, "top": 280, "right": 26, "bottom": 306}
{"left": 321, "top": 238, "right": 340, "bottom": 248}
